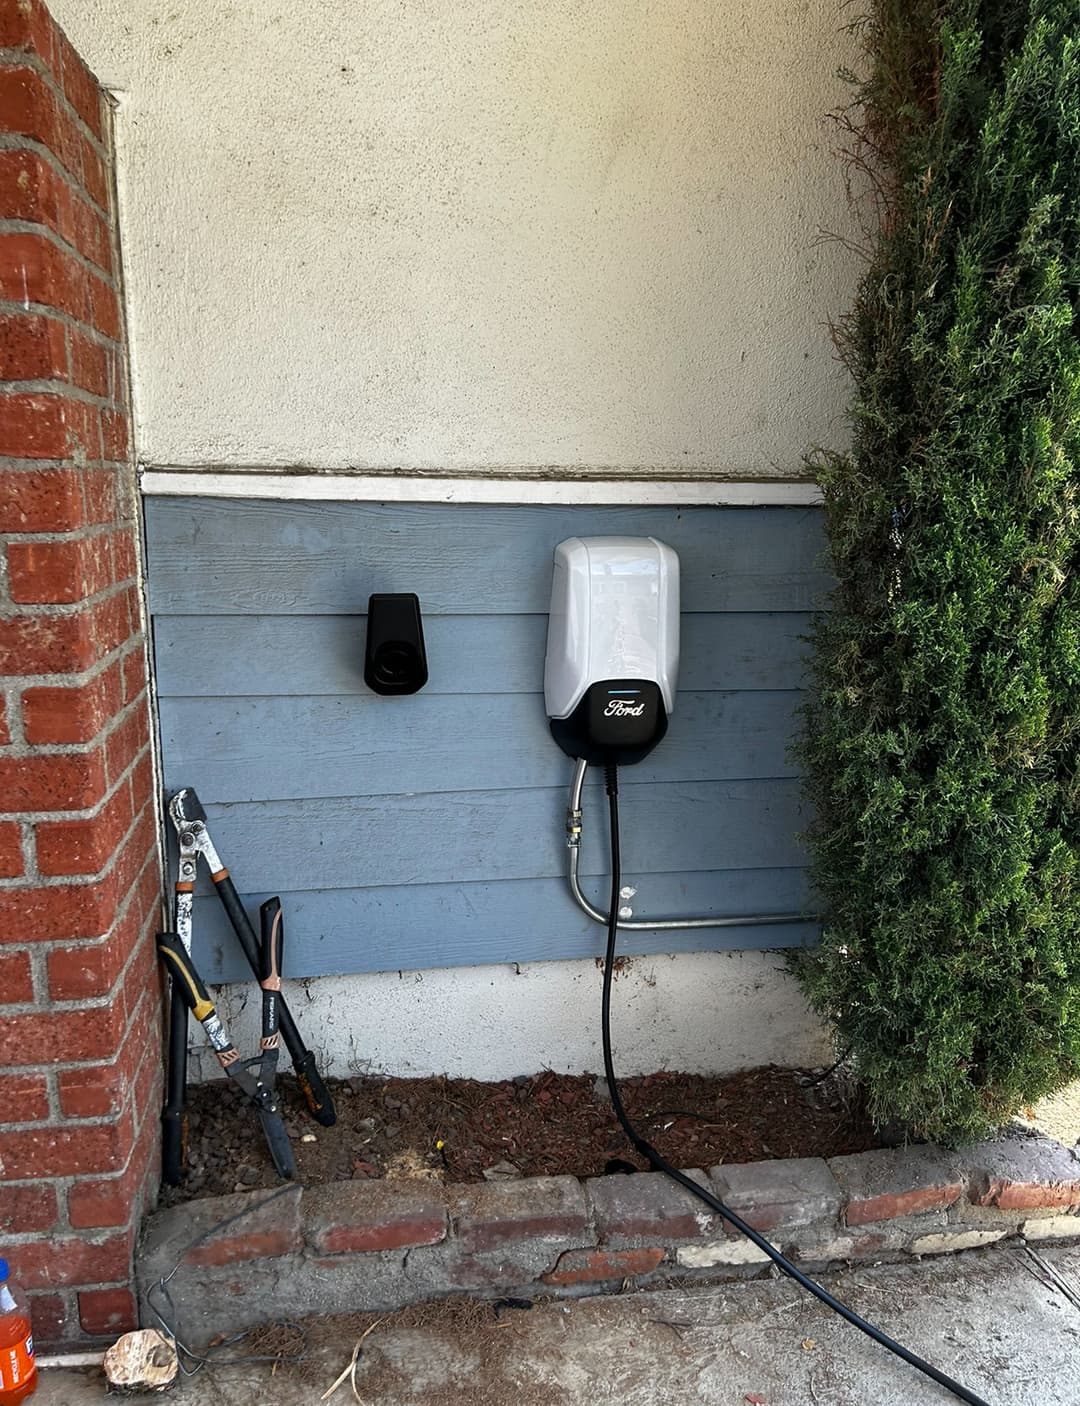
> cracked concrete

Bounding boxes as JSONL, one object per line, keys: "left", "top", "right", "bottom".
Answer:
{"left": 35, "top": 1241, "right": 1080, "bottom": 1404}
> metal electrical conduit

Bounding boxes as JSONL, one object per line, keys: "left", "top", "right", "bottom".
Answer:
{"left": 565, "top": 758, "right": 817, "bottom": 932}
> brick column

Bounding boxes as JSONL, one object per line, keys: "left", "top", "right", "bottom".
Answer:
{"left": 0, "top": 0, "right": 163, "bottom": 1348}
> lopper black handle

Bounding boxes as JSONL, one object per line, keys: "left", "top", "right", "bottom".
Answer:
{"left": 259, "top": 897, "right": 283, "bottom": 986}
{"left": 161, "top": 981, "right": 189, "bottom": 1185}
{"left": 214, "top": 876, "right": 337, "bottom": 1126}
{"left": 156, "top": 931, "right": 214, "bottom": 1019}
{"left": 292, "top": 1048, "right": 336, "bottom": 1126}
{"left": 259, "top": 898, "right": 283, "bottom": 1043}
{"left": 161, "top": 1107, "right": 185, "bottom": 1186}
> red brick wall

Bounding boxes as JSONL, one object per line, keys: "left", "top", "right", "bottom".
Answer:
{"left": 0, "top": 0, "right": 162, "bottom": 1348}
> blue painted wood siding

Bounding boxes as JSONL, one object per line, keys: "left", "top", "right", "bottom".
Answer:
{"left": 145, "top": 499, "right": 827, "bottom": 981}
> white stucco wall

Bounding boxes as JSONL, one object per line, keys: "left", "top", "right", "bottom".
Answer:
{"left": 51, "top": 0, "right": 857, "bottom": 477}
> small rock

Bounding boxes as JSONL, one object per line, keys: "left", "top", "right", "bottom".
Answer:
{"left": 238, "top": 1164, "right": 259, "bottom": 1186}
{"left": 384, "top": 1123, "right": 401, "bottom": 1138}
{"left": 482, "top": 1159, "right": 521, "bottom": 1181}
{"left": 385, "top": 1149, "right": 443, "bottom": 1182}
{"left": 384, "top": 1096, "right": 403, "bottom": 1110}
{"left": 301, "top": 1132, "right": 317, "bottom": 1144}
{"left": 513, "top": 1074, "right": 530, "bottom": 1089}
{"left": 355, "top": 1117, "right": 377, "bottom": 1132}
{"left": 103, "top": 1329, "right": 178, "bottom": 1392}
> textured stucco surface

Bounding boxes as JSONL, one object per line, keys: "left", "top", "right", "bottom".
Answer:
{"left": 188, "top": 951, "right": 831, "bottom": 1082}
{"left": 50, "top": 0, "right": 859, "bottom": 475}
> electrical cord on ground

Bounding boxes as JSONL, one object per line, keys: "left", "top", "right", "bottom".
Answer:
{"left": 798, "top": 1046, "right": 853, "bottom": 1088}
{"left": 145, "top": 1182, "right": 309, "bottom": 1376}
{"left": 598, "top": 762, "right": 993, "bottom": 1406}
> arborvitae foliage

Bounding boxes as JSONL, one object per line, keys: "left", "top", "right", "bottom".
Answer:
{"left": 797, "top": 0, "right": 1080, "bottom": 1141}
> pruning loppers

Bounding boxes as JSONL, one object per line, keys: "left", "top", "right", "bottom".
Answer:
{"left": 158, "top": 898, "right": 295, "bottom": 1180}
{"left": 159, "top": 787, "right": 335, "bottom": 1185}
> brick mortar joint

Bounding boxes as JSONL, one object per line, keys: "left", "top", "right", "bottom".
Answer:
{"left": 6, "top": 706, "right": 150, "bottom": 773}
{"left": 0, "top": 849, "right": 159, "bottom": 1020}
{"left": 0, "top": 303, "right": 124, "bottom": 351}
{"left": 0, "top": 219, "right": 119, "bottom": 293}
{"left": 3, "top": 634, "right": 144, "bottom": 693}
{"left": 18, "top": 899, "right": 157, "bottom": 1014}
{"left": 0, "top": 575, "right": 137, "bottom": 624}
{"left": 0, "top": 806, "right": 154, "bottom": 894}
{"left": 1, "top": 1213, "right": 140, "bottom": 1247}
{"left": 833, "top": 1174, "right": 973, "bottom": 1228}
{"left": 0, "top": 206, "right": 115, "bottom": 251}
{"left": 0, "top": 377, "right": 123, "bottom": 411}
{"left": 0, "top": 738, "right": 153, "bottom": 832}
{"left": 18, "top": 715, "right": 148, "bottom": 779}
{"left": 0, "top": 929, "right": 163, "bottom": 1068}
{"left": 39, "top": 709, "right": 152, "bottom": 789}
{"left": 0, "top": 521, "right": 131, "bottom": 548}
{"left": 20, "top": 844, "right": 159, "bottom": 958}
{"left": 0, "top": 48, "right": 110, "bottom": 161}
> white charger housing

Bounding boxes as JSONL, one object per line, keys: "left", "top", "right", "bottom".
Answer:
{"left": 544, "top": 536, "right": 680, "bottom": 765}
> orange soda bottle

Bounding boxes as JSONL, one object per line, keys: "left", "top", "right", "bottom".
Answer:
{"left": 0, "top": 1259, "right": 35, "bottom": 1404}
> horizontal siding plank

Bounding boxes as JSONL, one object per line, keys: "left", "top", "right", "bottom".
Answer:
{"left": 180, "top": 780, "right": 808, "bottom": 894}
{"left": 187, "top": 870, "right": 817, "bottom": 981}
{"left": 153, "top": 612, "right": 813, "bottom": 697}
{"left": 145, "top": 499, "right": 827, "bottom": 615}
{"left": 159, "top": 691, "right": 801, "bottom": 803}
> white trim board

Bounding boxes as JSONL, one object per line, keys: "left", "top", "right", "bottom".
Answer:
{"left": 140, "top": 470, "right": 823, "bottom": 507}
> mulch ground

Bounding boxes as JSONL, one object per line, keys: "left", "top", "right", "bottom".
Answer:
{"left": 160, "top": 1064, "right": 883, "bottom": 1206}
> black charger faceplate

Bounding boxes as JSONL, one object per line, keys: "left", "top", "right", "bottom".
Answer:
{"left": 364, "top": 593, "right": 428, "bottom": 695}
{"left": 549, "top": 678, "right": 667, "bottom": 766}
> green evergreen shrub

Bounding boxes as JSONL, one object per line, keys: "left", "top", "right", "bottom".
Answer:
{"left": 797, "top": 0, "right": 1080, "bottom": 1141}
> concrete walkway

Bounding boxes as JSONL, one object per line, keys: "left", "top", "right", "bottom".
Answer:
{"left": 37, "top": 1242, "right": 1080, "bottom": 1405}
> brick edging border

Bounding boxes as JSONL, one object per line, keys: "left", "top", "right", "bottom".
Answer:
{"left": 136, "top": 1132, "right": 1080, "bottom": 1338}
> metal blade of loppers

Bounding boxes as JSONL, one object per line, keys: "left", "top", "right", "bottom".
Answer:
{"left": 258, "top": 1106, "right": 296, "bottom": 1181}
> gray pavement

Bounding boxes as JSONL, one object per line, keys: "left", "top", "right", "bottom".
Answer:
{"left": 37, "top": 1242, "right": 1080, "bottom": 1404}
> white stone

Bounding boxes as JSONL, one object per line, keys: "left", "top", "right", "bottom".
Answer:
{"left": 677, "top": 1239, "right": 772, "bottom": 1268}
{"left": 102, "top": 1330, "right": 177, "bottom": 1392}
{"left": 798, "top": 1238, "right": 859, "bottom": 1261}
{"left": 910, "top": 1230, "right": 1008, "bottom": 1256}
{"left": 1021, "top": 1217, "right": 1080, "bottom": 1242}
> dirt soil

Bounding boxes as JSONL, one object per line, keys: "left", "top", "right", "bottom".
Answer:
{"left": 161, "top": 1064, "right": 882, "bottom": 1206}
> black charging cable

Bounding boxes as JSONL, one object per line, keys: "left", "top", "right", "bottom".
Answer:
{"left": 598, "top": 763, "right": 992, "bottom": 1406}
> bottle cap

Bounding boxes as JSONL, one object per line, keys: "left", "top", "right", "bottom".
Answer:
{"left": 0, "top": 1259, "right": 7, "bottom": 1283}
